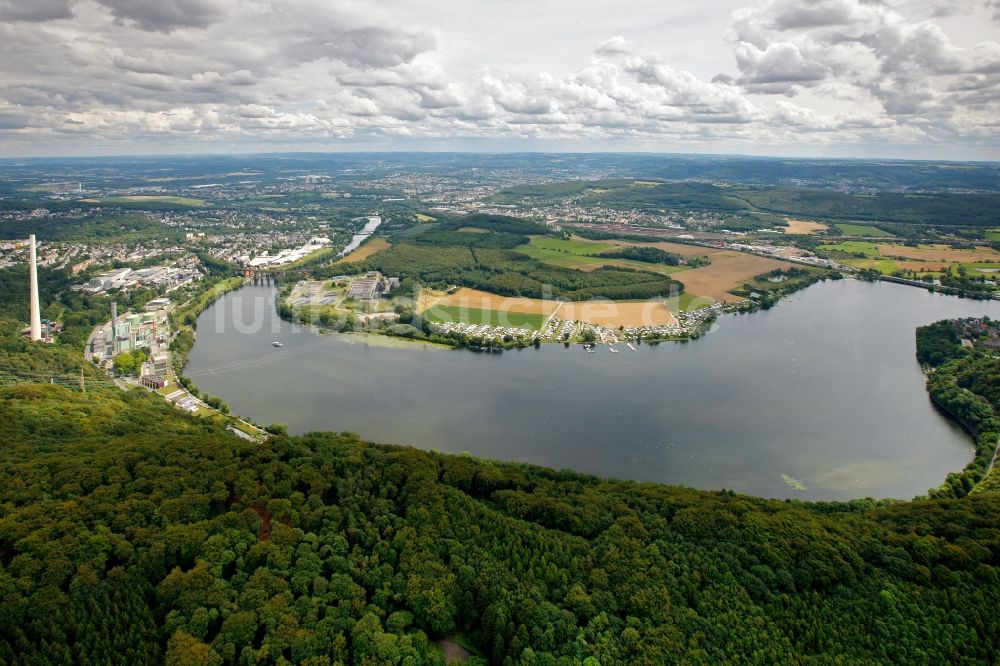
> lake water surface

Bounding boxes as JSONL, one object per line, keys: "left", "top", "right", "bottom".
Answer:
{"left": 187, "top": 279, "right": 1000, "bottom": 500}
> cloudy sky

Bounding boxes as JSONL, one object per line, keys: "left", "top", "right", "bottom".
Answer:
{"left": 1, "top": 0, "right": 999, "bottom": 159}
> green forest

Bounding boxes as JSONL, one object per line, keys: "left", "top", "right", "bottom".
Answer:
{"left": 4, "top": 377, "right": 1000, "bottom": 665}
{"left": 1, "top": 267, "right": 999, "bottom": 664}
{"left": 917, "top": 319, "right": 1000, "bottom": 497}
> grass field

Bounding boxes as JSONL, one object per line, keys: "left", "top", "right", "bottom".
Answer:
{"left": 784, "top": 220, "right": 828, "bottom": 235}
{"left": 423, "top": 305, "right": 546, "bottom": 330}
{"left": 81, "top": 195, "right": 205, "bottom": 206}
{"left": 515, "top": 236, "right": 689, "bottom": 275}
{"left": 516, "top": 237, "right": 626, "bottom": 268}
{"left": 987, "top": 229, "right": 1000, "bottom": 241}
{"left": 844, "top": 258, "right": 902, "bottom": 274}
{"left": 676, "top": 292, "right": 715, "bottom": 311}
{"left": 818, "top": 241, "right": 880, "bottom": 257}
{"left": 527, "top": 236, "right": 619, "bottom": 255}
{"left": 414, "top": 213, "right": 436, "bottom": 222}
{"left": 671, "top": 252, "right": 791, "bottom": 302}
{"left": 834, "top": 223, "right": 892, "bottom": 237}
{"left": 962, "top": 262, "right": 1000, "bottom": 273}
{"left": 831, "top": 241, "right": 1000, "bottom": 276}
{"left": 334, "top": 237, "right": 390, "bottom": 264}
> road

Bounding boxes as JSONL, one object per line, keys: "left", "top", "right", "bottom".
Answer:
{"left": 84, "top": 320, "right": 111, "bottom": 363}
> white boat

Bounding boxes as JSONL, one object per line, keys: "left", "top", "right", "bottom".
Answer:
{"left": 586, "top": 348, "right": 596, "bottom": 353}
{"left": 272, "top": 341, "right": 283, "bottom": 348}
{"left": 609, "top": 347, "right": 619, "bottom": 353}
{"left": 626, "top": 342, "right": 636, "bottom": 351}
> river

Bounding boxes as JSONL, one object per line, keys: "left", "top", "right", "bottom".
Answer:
{"left": 186, "top": 279, "right": 1000, "bottom": 500}
{"left": 338, "top": 216, "right": 382, "bottom": 257}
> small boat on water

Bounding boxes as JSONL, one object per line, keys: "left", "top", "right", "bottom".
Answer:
{"left": 586, "top": 348, "right": 596, "bottom": 354}
{"left": 626, "top": 342, "right": 636, "bottom": 351}
{"left": 272, "top": 341, "right": 283, "bottom": 348}
{"left": 609, "top": 347, "right": 619, "bottom": 353}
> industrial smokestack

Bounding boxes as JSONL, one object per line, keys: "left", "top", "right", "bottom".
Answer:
{"left": 28, "top": 234, "right": 41, "bottom": 341}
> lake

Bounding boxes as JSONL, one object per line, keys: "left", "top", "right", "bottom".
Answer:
{"left": 186, "top": 279, "right": 1000, "bottom": 500}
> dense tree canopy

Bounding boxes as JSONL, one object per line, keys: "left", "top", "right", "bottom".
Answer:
{"left": 1, "top": 377, "right": 999, "bottom": 665}
{"left": 917, "top": 319, "right": 1000, "bottom": 498}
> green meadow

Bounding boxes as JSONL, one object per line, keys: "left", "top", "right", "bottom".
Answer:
{"left": 834, "top": 223, "right": 893, "bottom": 237}
{"left": 423, "top": 305, "right": 546, "bottom": 330}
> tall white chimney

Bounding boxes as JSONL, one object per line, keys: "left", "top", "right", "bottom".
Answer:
{"left": 28, "top": 234, "right": 41, "bottom": 341}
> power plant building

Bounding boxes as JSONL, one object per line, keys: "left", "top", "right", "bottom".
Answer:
{"left": 90, "top": 302, "right": 166, "bottom": 359}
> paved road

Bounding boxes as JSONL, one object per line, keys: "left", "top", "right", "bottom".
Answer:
{"left": 84, "top": 320, "right": 111, "bottom": 363}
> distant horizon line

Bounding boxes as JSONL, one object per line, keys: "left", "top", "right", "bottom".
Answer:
{"left": 1, "top": 148, "right": 998, "bottom": 165}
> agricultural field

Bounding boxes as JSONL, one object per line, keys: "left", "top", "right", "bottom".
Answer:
{"left": 334, "top": 237, "right": 390, "bottom": 264}
{"left": 784, "top": 219, "right": 828, "bottom": 234}
{"left": 876, "top": 243, "right": 1000, "bottom": 263}
{"left": 414, "top": 213, "right": 436, "bottom": 222}
{"left": 423, "top": 305, "right": 546, "bottom": 330}
{"left": 558, "top": 300, "right": 677, "bottom": 327}
{"left": 418, "top": 287, "right": 560, "bottom": 317}
{"left": 80, "top": 195, "right": 205, "bottom": 206}
{"left": 824, "top": 241, "right": 1000, "bottom": 275}
{"left": 987, "top": 229, "right": 1000, "bottom": 241}
{"left": 671, "top": 252, "right": 791, "bottom": 302}
{"left": 834, "top": 223, "right": 893, "bottom": 237}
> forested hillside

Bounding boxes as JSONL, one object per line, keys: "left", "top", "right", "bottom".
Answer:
{"left": 917, "top": 320, "right": 1000, "bottom": 497}
{"left": 1, "top": 358, "right": 999, "bottom": 664}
